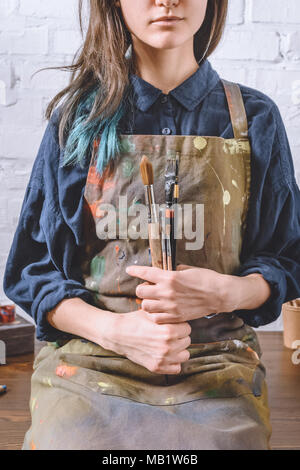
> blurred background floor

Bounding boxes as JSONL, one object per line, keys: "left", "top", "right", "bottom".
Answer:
{"left": 0, "top": 332, "right": 299, "bottom": 450}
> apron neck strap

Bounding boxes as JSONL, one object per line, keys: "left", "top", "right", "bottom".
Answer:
{"left": 221, "top": 79, "right": 248, "bottom": 139}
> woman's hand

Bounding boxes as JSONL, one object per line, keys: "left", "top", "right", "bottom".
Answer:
{"left": 108, "top": 309, "right": 191, "bottom": 375}
{"left": 47, "top": 298, "right": 191, "bottom": 376}
{"left": 126, "top": 264, "right": 233, "bottom": 324}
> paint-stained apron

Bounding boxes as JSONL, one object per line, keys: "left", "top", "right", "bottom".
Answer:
{"left": 23, "top": 80, "right": 272, "bottom": 450}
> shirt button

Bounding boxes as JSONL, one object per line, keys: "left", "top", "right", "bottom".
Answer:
{"left": 162, "top": 127, "right": 172, "bottom": 135}
{"left": 161, "top": 95, "right": 168, "bottom": 104}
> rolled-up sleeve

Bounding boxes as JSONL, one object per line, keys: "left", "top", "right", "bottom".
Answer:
{"left": 234, "top": 102, "right": 300, "bottom": 327}
{"left": 3, "top": 116, "right": 94, "bottom": 342}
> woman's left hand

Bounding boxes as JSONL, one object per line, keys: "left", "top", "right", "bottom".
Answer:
{"left": 126, "top": 264, "right": 235, "bottom": 324}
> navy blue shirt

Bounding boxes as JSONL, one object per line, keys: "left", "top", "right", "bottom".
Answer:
{"left": 3, "top": 59, "right": 300, "bottom": 342}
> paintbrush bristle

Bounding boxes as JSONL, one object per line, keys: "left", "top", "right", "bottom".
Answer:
{"left": 140, "top": 155, "right": 154, "bottom": 186}
{"left": 175, "top": 152, "right": 180, "bottom": 177}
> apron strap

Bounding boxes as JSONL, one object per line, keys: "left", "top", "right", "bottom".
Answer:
{"left": 221, "top": 79, "right": 248, "bottom": 139}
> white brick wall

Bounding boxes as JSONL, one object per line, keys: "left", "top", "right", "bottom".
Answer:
{"left": 1, "top": 0, "right": 300, "bottom": 331}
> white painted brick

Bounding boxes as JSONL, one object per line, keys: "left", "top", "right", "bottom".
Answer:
{"left": 0, "top": 198, "right": 8, "bottom": 228}
{"left": 0, "top": 16, "right": 26, "bottom": 32}
{"left": 227, "top": 0, "right": 245, "bottom": 25}
{"left": 0, "top": 59, "right": 13, "bottom": 86}
{"left": 20, "top": 60, "right": 69, "bottom": 91}
{"left": 6, "top": 197, "right": 26, "bottom": 230}
{"left": 284, "top": 125, "right": 300, "bottom": 147}
{"left": 51, "top": 29, "right": 82, "bottom": 55}
{"left": 285, "top": 32, "right": 300, "bottom": 61}
{"left": 0, "top": 27, "right": 48, "bottom": 55}
{"left": 292, "top": 80, "right": 300, "bottom": 105}
{"left": 209, "top": 60, "right": 247, "bottom": 83}
{"left": 251, "top": 0, "right": 300, "bottom": 24}
{"left": 19, "top": 0, "right": 77, "bottom": 20}
{"left": 0, "top": 232, "right": 15, "bottom": 254}
{"left": 251, "top": 68, "right": 300, "bottom": 107}
{"left": 1, "top": 96, "right": 44, "bottom": 128}
{"left": 0, "top": 0, "right": 19, "bottom": 17}
{"left": 214, "top": 30, "right": 280, "bottom": 61}
{"left": 0, "top": 126, "right": 47, "bottom": 159}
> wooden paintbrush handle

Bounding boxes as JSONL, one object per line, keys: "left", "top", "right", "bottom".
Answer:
{"left": 148, "top": 223, "right": 163, "bottom": 269}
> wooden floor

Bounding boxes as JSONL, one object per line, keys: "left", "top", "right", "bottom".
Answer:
{"left": 0, "top": 332, "right": 299, "bottom": 450}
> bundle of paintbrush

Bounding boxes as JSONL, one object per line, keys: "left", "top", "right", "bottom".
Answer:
{"left": 140, "top": 153, "right": 180, "bottom": 271}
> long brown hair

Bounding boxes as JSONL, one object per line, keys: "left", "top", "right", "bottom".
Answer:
{"left": 35, "top": 0, "right": 228, "bottom": 173}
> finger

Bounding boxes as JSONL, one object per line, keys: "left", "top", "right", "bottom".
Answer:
{"left": 149, "top": 312, "right": 184, "bottom": 324}
{"left": 170, "top": 322, "right": 192, "bottom": 339}
{"left": 136, "top": 283, "right": 160, "bottom": 300}
{"left": 162, "top": 349, "right": 191, "bottom": 367}
{"left": 126, "top": 265, "right": 166, "bottom": 284}
{"left": 168, "top": 336, "right": 192, "bottom": 354}
{"left": 154, "top": 321, "right": 191, "bottom": 339}
{"left": 155, "top": 364, "right": 182, "bottom": 375}
{"left": 170, "top": 349, "right": 191, "bottom": 364}
{"left": 142, "top": 299, "right": 164, "bottom": 313}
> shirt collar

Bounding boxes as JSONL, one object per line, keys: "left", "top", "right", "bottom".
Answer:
{"left": 129, "top": 59, "right": 220, "bottom": 112}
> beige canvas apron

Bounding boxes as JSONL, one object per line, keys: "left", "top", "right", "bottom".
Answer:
{"left": 23, "top": 80, "right": 272, "bottom": 450}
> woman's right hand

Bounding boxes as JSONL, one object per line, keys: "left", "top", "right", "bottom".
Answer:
{"left": 102, "top": 309, "right": 192, "bottom": 375}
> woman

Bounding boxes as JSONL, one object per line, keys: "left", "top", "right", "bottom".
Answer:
{"left": 3, "top": 0, "right": 300, "bottom": 450}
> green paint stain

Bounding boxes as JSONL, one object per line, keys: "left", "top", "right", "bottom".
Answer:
{"left": 119, "top": 137, "right": 136, "bottom": 154}
{"left": 242, "top": 334, "right": 254, "bottom": 342}
{"left": 49, "top": 341, "right": 61, "bottom": 349}
{"left": 122, "top": 157, "right": 135, "bottom": 178}
{"left": 205, "top": 389, "right": 219, "bottom": 398}
{"left": 41, "top": 377, "right": 52, "bottom": 388}
{"left": 31, "top": 397, "right": 37, "bottom": 413}
{"left": 91, "top": 255, "right": 106, "bottom": 281}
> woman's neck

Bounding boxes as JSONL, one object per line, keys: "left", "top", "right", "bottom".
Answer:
{"left": 131, "top": 37, "right": 200, "bottom": 94}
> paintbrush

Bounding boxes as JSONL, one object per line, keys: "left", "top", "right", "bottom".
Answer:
{"left": 165, "top": 157, "right": 177, "bottom": 270}
{"left": 140, "top": 156, "right": 163, "bottom": 269}
{"left": 159, "top": 207, "right": 168, "bottom": 270}
{"left": 172, "top": 152, "right": 180, "bottom": 269}
{"left": 165, "top": 211, "right": 173, "bottom": 271}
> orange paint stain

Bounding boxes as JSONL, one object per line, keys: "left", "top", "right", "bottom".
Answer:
{"left": 87, "top": 162, "right": 114, "bottom": 187}
{"left": 89, "top": 202, "right": 98, "bottom": 218}
{"left": 247, "top": 346, "right": 259, "bottom": 360}
{"left": 87, "top": 166, "right": 102, "bottom": 185}
{"left": 31, "top": 441, "right": 37, "bottom": 450}
{"left": 88, "top": 198, "right": 105, "bottom": 218}
{"left": 103, "top": 180, "right": 116, "bottom": 192}
{"left": 136, "top": 298, "right": 143, "bottom": 310}
{"left": 95, "top": 206, "right": 107, "bottom": 219}
{"left": 55, "top": 364, "right": 79, "bottom": 378}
